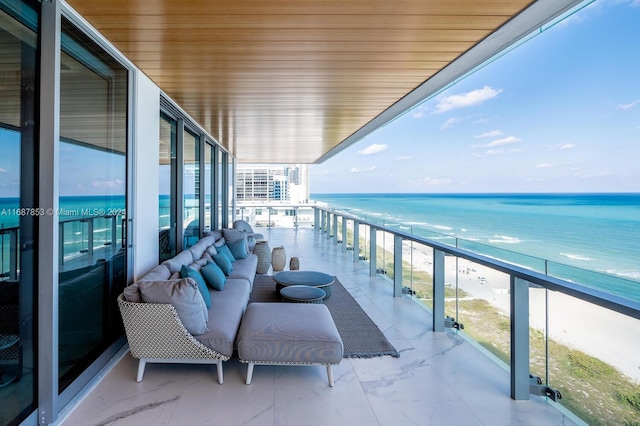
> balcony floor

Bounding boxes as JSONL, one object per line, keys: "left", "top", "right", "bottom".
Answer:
{"left": 59, "top": 227, "right": 577, "bottom": 426}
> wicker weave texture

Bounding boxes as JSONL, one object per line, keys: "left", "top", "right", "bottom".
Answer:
{"left": 117, "top": 294, "right": 228, "bottom": 361}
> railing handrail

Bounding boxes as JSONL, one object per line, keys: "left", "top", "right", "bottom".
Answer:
{"left": 315, "top": 205, "right": 640, "bottom": 321}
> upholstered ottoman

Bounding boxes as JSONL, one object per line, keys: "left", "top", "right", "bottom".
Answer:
{"left": 237, "top": 303, "right": 343, "bottom": 386}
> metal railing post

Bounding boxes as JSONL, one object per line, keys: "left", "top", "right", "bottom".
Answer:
{"left": 394, "top": 234, "right": 403, "bottom": 297}
{"left": 111, "top": 215, "right": 118, "bottom": 248}
{"left": 314, "top": 208, "right": 319, "bottom": 230}
{"left": 342, "top": 217, "right": 348, "bottom": 252}
{"left": 433, "top": 249, "right": 445, "bottom": 332}
{"left": 58, "top": 222, "right": 65, "bottom": 266}
{"left": 332, "top": 214, "right": 338, "bottom": 244}
{"left": 325, "top": 212, "right": 330, "bottom": 237}
{"left": 511, "top": 276, "right": 530, "bottom": 400}
{"left": 369, "top": 226, "right": 377, "bottom": 276}
{"left": 353, "top": 220, "right": 360, "bottom": 262}
{"left": 9, "top": 228, "right": 18, "bottom": 280}
{"left": 86, "top": 218, "right": 94, "bottom": 256}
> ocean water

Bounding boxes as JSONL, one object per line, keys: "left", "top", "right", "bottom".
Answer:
{"left": 0, "top": 195, "right": 126, "bottom": 266}
{"left": 311, "top": 193, "right": 640, "bottom": 302}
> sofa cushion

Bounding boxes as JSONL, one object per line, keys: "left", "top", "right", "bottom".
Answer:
{"left": 194, "top": 279, "right": 250, "bottom": 357}
{"left": 226, "top": 238, "right": 247, "bottom": 260}
{"left": 222, "top": 228, "right": 249, "bottom": 254}
{"left": 180, "top": 265, "right": 211, "bottom": 308}
{"left": 227, "top": 254, "right": 258, "bottom": 287}
{"left": 138, "top": 278, "right": 208, "bottom": 335}
{"left": 206, "top": 230, "right": 223, "bottom": 242}
{"left": 213, "top": 253, "right": 233, "bottom": 276}
{"left": 200, "top": 261, "right": 226, "bottom": 291}
{"left": 216, "top": 243, "right": 236, "bottom": 262}
{"left": 162, "top": 250, "right": 194, "bottom": 274}
{"left": 123, "top": 282, "right": 141, "bottom": 302}
{"left": 199, "top": 233, "right": 217, "bottom": 247}
{"left": 206, "top": 246, "right": 217, "bottom": 257}
{"left": 140, "top": 264, "right": 171, "bottom": 282}
{"left": 188, "top": 239, "right": 210, "bottom": 261}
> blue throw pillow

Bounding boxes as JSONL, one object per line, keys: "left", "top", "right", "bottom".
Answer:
{"left": 180, "top": 265, "right": 211, "bottom": 308}
{"left": 213, "top": 253, "right": 233, "bottom": 276}
{"left": 216, "top": 243, "right": 236, "bottom": 262}
{"left": 226, "top": 239, "right": 247, "bottom": 260}
{"left": 200, "top": 261, "right": 226, "bottom": 291}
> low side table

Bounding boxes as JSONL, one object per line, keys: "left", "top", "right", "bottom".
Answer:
{"left": 280, "top": 285, "right": 326, "bottom": 304}
{"left": 273, "top": 270, "right": 334, "bottom": 300}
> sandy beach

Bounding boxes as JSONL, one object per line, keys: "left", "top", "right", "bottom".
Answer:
{"left": 372, "top": 228, "right": 640, "bottom": 383}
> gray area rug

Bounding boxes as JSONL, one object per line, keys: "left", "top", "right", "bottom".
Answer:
{"left": 249, "top": 275, "right": 399, "bottom": 358}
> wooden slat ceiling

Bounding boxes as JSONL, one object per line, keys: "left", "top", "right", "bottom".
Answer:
{"left": 65, "top": 0, "right": 534, "bottom": 163}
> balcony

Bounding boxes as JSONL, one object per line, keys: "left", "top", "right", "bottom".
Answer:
{"left": 58, "top": 225, "right": 579, "bottom": 426}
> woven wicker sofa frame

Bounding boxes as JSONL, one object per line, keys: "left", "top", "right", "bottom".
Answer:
{"left": 117, "top": 294, "right": 227, "bottom": 384}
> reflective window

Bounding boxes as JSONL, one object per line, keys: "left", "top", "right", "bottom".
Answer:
{"left": 204, "top": 143, "right": 213, "bottom": 232}
{"left": 0, "top": 1, "right": 38, "bottom": 423}
{"left": 159, "top": 114, "right": 177, "bottom": 261}
{"left": 183, "top": 129, "right": 200, "bottom": 248}
{"left": 58, "top": 17, "right": 128, "bottom": 391}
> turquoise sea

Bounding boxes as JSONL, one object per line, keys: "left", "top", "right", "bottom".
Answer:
{"left": 311, "top": 193, "right": 640, "bottom": 302}
{"left": 0, "top": 195, "right": 126, "bottom": 266}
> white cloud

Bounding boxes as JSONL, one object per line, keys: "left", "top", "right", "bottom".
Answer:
{"left": 350, "top": 166, "right": 377, "bottom": 173}
{"left": 548, "top": 143, "right": 576, "bottom": 150}
{"left": 617, "top": 100, "right": 640, "bottom": 110}
{"left": 485, "top": 149, "right": 503, "bottom": 155}
{"left": 536, "top": 163, "right": 554, "bottom": 168}
{"left": 0, "top": 168, "right": 7, "bottom": 173}
{"left": 473, "top": 136, "right": 522, "bottom": 149}
{"left": 435, "top": 86, "right": 503, "bottom": 113}
{"left": 474, "top": 130, "right": 502, "bottom": 138}
{"left": 357, "top": 144, "right": 388, "bottom": 155}
{"left": 440, "top": 117, "right": 461, "bottom": 130}
{"left": 396, "top": 156, "right": 412, "bottom": 161}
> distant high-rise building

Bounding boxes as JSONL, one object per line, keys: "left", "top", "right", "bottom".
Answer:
{"left": 236, "top": 164, "right": 308, "bottom": 203}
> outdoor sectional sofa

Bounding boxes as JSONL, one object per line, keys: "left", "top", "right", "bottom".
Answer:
{"left": 118, "top": 229, "right": 258, "bottom": 384}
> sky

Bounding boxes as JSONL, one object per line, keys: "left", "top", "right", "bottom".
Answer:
{"left": 310, "top": 0, "right": 640, "bottom": 194}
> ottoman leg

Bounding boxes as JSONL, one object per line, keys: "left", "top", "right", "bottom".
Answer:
{"left": 137, "top": 359, "right": 146, "bottom": 382}
{"left": 217, "top": 362, "right": 224, "bottom": 385}
{"left": 246, "top": 363, "right": 254, "bottom": 385}
{"left": 327, "top": 365, "right": 334, "bottom": 387}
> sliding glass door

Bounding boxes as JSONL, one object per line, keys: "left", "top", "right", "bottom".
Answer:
{"left": 183, "top": 129, "right": 200, "bottom": 248}
{"left": 58, "top": 17, "right": 128, "bottom": 391}
{"left": 159, "top": 113, "right": 177, "bottom": 261}
{"left": 0, "top": 1, "right": 38, "bottom": 423}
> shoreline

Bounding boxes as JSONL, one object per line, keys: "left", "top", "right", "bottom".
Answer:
{"left": 376, "top": 229, "right": 640, "bottom": 383}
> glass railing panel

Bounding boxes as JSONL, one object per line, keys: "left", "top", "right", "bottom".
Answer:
{"left": 408, "top": 242, "right": 434, "bottom": 311}
{"left": 60, "top": 219, "right": 89, "bottom": 261}
{"left": 456, "top": 239, "right": 547, "bottom": 274}
{"left": 411, "top": 226, "right": 457, "bottom": 247}
{"left": 545, "top": 292, "right": 640, "bottom": 425}
{"left": 91, "top": 216, "right": 113, "bottom": 251}
{"left": 345, "top": 219, "right": 354, "bottom": 251}
{"left": 358, "top": 223, "right": 369, "bottom": 262}
{"left": 452, "top": 260, "right": 512, "bottom": 367}
{"left": 547, "top": 261, "right": 640, "bottom": 304}
{"left": 375, "top": 229, "right": 393, "bottom": 277}
{"left": 0, "top": 227, "right": 19, "bottom": 281}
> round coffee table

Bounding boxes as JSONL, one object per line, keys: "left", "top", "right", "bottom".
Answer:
{"left": 280, "top": 285, "right": 326, "bottom": 304}
{"left": 273, "top": 270, "right": 334, "bottom": 300}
